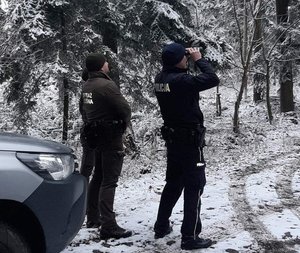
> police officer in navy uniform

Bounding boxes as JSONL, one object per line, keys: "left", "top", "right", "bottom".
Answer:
{"left": 81, "top": 53, "right": 132, "bottom": 239}
{"left": 154, "top": 43, "right": 219, "bottom": 250}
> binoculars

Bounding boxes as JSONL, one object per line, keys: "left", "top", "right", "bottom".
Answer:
{"left": 185, "top": 47, "right": 204, "bottom": 56}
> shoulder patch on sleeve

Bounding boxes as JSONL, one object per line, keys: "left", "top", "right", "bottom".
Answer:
{"left": 83, "top": 92, "right": 93, "bottom": 104}
{"left": 155, "top": 83, "right": 171, "bottom": 92}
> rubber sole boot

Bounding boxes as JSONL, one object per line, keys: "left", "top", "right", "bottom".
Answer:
{"left": 181, "top": 237, "right": 212, "bottom": 250}
{"left": 86, "top": 221, "right": 101, "bottom": 228}
{"left": 154, "top": 226, "right": 173, "bottom": 239}
{"left": 100, "top": 225, "right": 132, "bottom": 240}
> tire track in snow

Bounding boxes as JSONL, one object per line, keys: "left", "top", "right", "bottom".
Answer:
{"left": 228, "top": 165, "right": 277, "bottom": 246}
{"left": 275, "top": 156, "right": 300, "bottom": 216}
{"left": 228, "top": 149, "right": 300, "bottom": 253}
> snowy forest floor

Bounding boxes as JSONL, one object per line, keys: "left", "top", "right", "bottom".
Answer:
{"left": 62, "top": 86, "right": 300, "bottom": 253}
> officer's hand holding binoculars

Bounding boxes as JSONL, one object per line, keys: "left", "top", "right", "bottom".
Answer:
{"left": 185, "top": 47, "right": 202, "bottom": 62}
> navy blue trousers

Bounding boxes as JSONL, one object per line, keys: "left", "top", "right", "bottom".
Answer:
{"left": 155, "top": 143, "right": 206, "bottom": 238}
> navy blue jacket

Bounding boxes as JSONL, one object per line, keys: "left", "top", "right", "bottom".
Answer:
{"left": 154, "top": 58, "right": 220, "bottom": 127}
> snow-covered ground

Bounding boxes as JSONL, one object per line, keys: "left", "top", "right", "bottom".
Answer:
{"left": 62, "top": 86, "right": 300, "bottom": 253}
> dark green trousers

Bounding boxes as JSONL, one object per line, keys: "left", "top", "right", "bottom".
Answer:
{"left": 86, "top": 133, "right": 124, "bottom": 228}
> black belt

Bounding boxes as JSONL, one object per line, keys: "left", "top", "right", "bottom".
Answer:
{"left": 164, "top": 121, "right": 202, "bottom": 129}
{"left": 86, "top": 120, "right": 124, "bottom": 126}
{"left": 161, "top": 125, "right": 206, "bottom": 147}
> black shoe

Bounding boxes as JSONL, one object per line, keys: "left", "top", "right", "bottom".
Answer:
{"left": 181, "top": 237, "right": 212, "bottom": 250}
{"left": 86, "top": 220, "right": 101, "bottom": 228}
{"left": 100, "top": 224, "right": 132, "bottom": 240}
{"left": 154, "top": 226, "right": 173, "bottom": 239}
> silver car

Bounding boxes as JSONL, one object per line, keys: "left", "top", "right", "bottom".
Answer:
{"left": 0, "top": 132, "right": 87, "bottom": 253}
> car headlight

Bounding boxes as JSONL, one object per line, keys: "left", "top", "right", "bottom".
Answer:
{"left": 16, "top": 153, "right": 75, "bottom": 180}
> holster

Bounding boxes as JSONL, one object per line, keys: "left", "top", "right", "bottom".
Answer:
{"left": 161, "top": 125, "right": 206, "bottom": 148}
{"left": 82, "top": 120, "right": 125, "bottom": 149}
{"left": 82, "top": 122, "right": 100, "bottom": 149}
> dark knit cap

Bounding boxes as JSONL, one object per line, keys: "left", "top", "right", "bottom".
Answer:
{"left": 162, "top": 43, "right": 186, "bottom": 66}
{"left": 85, "top": 53, "right": 106, "bottom": 72}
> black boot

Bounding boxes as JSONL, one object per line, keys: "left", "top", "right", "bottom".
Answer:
{"left": 181, "top": 236, "right": 212, "bottom": 250}
{"left": 154, "top": 225, "right": 173, "bottom": 239}
{"left": 100, "top": 224, "right": 132, "bottom": 240}
{"left": 86, "top": 220, "right": 101, "bottom": 228}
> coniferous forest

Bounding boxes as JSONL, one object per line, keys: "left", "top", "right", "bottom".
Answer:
{"left": 1, "top": 1, "right": 300, "bottom": 252}
{"left": 1, "top": 0, "right": 299, "bottom": 151}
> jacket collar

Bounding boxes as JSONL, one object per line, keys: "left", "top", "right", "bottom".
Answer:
{"left": 162, "top": 65, "right": 187, "bottom": 73}
{"left": 88, "top": 71, "right": 112, "bottom": 80}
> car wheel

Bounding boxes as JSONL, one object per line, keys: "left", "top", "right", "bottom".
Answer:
{"left": 0, "top": 222, "right": 31, "bottom": 253}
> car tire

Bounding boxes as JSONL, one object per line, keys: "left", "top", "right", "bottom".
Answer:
{"left": 0, "top": 221, "right": 31, "bottom": 253}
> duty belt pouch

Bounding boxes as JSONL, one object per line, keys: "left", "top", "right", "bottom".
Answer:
{"left": 160, "top": 125, "right": 184, "bottom": 145}
{"left": 161, "top": 125, "right": 206, "bottom": 147}
{"left": 83, "top": 122, "right": 102, "bottom": 149}
{"left": 102, "top": 121, "right": 125, "bottom": 136}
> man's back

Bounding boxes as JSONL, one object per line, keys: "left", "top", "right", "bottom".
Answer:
{"left": 155, "top": 58, "right": 219, "bottom": 127}
{"left": 82, "top": 71, "right": 131, "bottom": 125}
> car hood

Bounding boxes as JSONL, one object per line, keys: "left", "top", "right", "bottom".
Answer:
{"left": 0, "top": 132, "right": 72, "bottom": 154}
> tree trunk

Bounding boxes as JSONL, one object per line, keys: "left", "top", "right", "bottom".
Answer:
{"left": 232, "top": 0, "right": 256, "bottom": 132}
{"left": 62, "top": 77, "right": 69, "bottom": 141}
{"left": 233, "top": 68, "right": 248, "bottom": 133}
{"left": 276, "top": 0, "right": 294, "bottom": 112}
{"left": 216, "top": 85, "right": 221, "bottom": 116}
{"left": 243, "top": 0, "right": 248, "bottom": 98}
{"left": 61, "top": 9, "right": 69, "bottom": 142}
{"left": 265, "top": 62, "right": 273, "bottom": 123}
{"left": 253, "top": 73, "right": 265, "bottom": 102}
{"left": 253, "top": 0, "right": 264, "bottom": 102}
{"left": 280, "top": 61, "right": 294, "bottom": 112}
